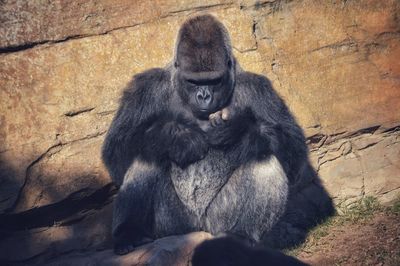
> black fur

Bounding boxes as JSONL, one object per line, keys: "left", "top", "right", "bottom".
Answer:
{"left": 192, "top": 236, "right": 309, "bottom": 266}
{"left": 142, "top": 113, "right": 209, "bottom": 168}
{"left": 102, "top": 15, "right": 308, "bottom": 255}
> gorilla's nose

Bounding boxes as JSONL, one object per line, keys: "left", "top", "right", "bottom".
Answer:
{"left": 196, "top": 88, "right": 212, "bottom": 107}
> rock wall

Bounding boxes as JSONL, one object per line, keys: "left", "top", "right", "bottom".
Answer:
{"left": 0, "top": 0, "right": 399, "bottom": 264}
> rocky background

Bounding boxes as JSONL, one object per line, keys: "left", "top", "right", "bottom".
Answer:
{"left": 0, "top": 0, "right": 399, "bottom": 265}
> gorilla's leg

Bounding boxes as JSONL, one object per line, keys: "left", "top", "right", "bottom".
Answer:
{"left": 112, "top": 159, "right": 160, "bottom": 255}
{"left": 113, "top": 159, "right": 199, "bottom": 254}
{"left": 204, "top": 155, "right": 288, "bottom": 242}
{"left": 152, "top": 169, "right": 200, "bottom": 238}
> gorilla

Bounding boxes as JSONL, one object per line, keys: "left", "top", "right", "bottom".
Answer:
{"left": 102, "top": 14, "right": 308, "bottom": 255}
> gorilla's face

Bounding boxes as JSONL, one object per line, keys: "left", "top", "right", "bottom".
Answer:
{"left": 173, "top": 15, "right": 235, "bottom": 120}
{"left": 176, "top": 62, "right": 234, "bottom": 119}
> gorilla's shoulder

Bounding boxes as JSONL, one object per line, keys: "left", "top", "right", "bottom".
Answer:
{"left": 132, "top": 68, "right": 171, "bottom": 86}
{"left": 235, "top": 71, "right": 275, "bottom": 96}
{"left": 122, "top": 68, "right": 172, "bottom": 102}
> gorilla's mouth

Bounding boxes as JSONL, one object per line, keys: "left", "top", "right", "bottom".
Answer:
{"left": 194, "top": 108, "right": 212, "bottom": 120}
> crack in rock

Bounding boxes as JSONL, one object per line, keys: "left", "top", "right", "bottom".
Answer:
{"left": 64, "top": 107, "right": 95, "bottom": 117}
{"left": 0, "top": 183, "right": 116, "bottom": 232}
{"left": 6, "top": 130, "right": 107, "bottom": 213}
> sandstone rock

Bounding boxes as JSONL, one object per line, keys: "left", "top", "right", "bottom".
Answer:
{"left": 255, "top": 0, "right": 400, "bottom": 133}
{"left": 315, "top": 127, "right": 400, "bottom": 205}
{"left": 0, "top": 0, "right": 399, "bottom": 264}
{"left": 0, "top": 187, "right": 114, "bottom": 263}
{"left": 0, "top": 0, "right": 234, "bottom": 49}
{"left": 42, "top": 232, "right": 212, "bottom": 266}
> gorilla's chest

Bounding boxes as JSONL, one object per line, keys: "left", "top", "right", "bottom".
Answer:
{"left": 170, "top": 150, "right": 235, "bottom": 218}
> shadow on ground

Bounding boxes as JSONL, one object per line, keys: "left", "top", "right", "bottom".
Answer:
{"left": 0, "top": 156, "right": 116, "bottom": 265}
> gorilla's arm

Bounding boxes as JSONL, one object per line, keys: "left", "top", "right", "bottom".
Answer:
{"left": 143, "top": 114, "right": 209, "bottom": 169}
{"left": 204, "top": 107, "right": 256, "bottom": 149}
{"left": 102, "top": 68, "right": 210, "bottom": 186}
{"left": 102, "top": 68, "right": 172, "bottom": 186}
{"left": 232, "top": 72, "right": 308, "bottom": 181}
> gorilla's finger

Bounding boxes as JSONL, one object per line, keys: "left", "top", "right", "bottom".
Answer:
{"left": 214, "top": 115, "right": 224, "bottom": 126}
{"left": 221, "top": 108, "right": 229, "bottom": 121}
{"left": 210, "top": 111, "right": 223, "bottom": 127}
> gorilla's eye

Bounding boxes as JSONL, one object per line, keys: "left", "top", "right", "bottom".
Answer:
{"left": 227, "top": 59, "right": 232, "bottom": 68}
{"left": 186, "top": 79, "right": 198, "bottom": 86}
{"left": 187, "top": 77, "right": 222, "bottom": 86}
{"left": 208, "top": 77, "right": 223, "bottom": 86}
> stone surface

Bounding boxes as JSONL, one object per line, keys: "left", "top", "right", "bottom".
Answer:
{"left": 255, "top": 0, "right": 400, "bottom": 134}
{"left": 0, "top": 0, "right": 399, "bottom": 264}
{"left": 0, "top": 0, "right": 234, "bottom": 50}
{"left": 314, "top": 126, "right": 400, "bottom": 207}
{"left": 0, "top": 185, "right": 115, "bottom": 263}
{"left": 42, "top": 232, "right": 212, "bottom": 266}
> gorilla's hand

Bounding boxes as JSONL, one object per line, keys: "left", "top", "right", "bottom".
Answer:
{"left": 205, "top": 107, "right": 247, "bottom": 148}
{"left": 166, "top": 122, "right": 209, "bottom": 168}
{"left": 209, "top": 108, "right": 230, "bottom": 127}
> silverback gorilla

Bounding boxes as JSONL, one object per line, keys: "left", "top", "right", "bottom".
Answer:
{"left": 102, "top": 15, "right": 308, "bottom": 255}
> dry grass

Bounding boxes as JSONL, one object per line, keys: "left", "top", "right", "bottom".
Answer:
{"left": 285, "top": 197, "right": 400, "bottom": 258}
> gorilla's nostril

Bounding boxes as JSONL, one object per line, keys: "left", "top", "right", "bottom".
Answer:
{"left": 196, "top": 89, "right": 211, "bottom": 105}
{"left": 197, "top": 92, "right": 204, "bottom": 101}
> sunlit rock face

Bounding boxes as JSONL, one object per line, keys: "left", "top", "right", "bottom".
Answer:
{"left": 0, "top": 0, "right": 399, "bottom": 264}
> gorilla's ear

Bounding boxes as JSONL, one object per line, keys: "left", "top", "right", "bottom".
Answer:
{"left": 174, "top": 61, "right": 179, "bottom": 68}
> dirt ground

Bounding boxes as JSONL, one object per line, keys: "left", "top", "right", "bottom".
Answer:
{"left": 293, "top": 204, "right": 400, "bottom": 266}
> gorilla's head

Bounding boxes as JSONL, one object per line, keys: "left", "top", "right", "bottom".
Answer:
{"left": 173, "top": 15, "right": 235, "bottom": 119}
